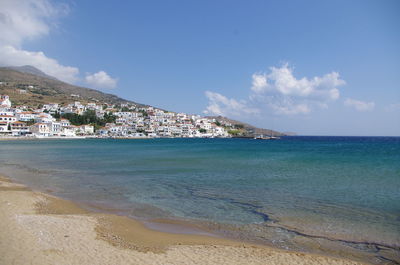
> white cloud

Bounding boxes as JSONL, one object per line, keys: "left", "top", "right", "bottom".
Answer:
{"left": 249, "top": 64, "right": 344, "bottom": 115}
{"left": 85, "top": 71, "right": 118, "bottom": 89}
{"left": 0, "top": 0, "right": 80, "bottom": 83}
{"left": 204, "top": 64, "right": 346, "bottom": 117}
{"left": 0, "top": 0, "right": 68, "bottom": 47}
{"left": 250, "top": 64, "right": 344, "bottom": 101}
{"left": 203, "top": 91, "right": 259, "bottom": 117}
{"left": 267, "top": 97, "right": 311, "bottom": 115}
{"left": 0, "top": 45, "right": 79, "bottom": 83}
{"left": 344, "top": 98, "right": 375, "bottom": 112}
{"left": 251, "top": 73, "right": 268, "bottom": 93}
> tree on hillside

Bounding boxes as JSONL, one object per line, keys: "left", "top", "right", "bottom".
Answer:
{"left": 52, "top": 112, "right": 61, "bottom": 119}
{"left": 228, "top": 129, "right": 241, "bottom": 136}
{"left": 103, "top": 112, "right": 117, "bottom": 124}
{"left": 59, "top": 110, "right": 116, "bottom": 127}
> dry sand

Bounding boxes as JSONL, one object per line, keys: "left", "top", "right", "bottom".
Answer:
{"left": 0, "top": 176, "right": 367, "bottom": 265}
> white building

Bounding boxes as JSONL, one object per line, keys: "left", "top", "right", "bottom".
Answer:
{"left": 51, "top": 122, "right": 62, "bottom": 135}
{"left": 35, "top": 114, "right": 55, "bottom": 123}
{"left": 17, "top": 111, "right": 36, "bottom": 121}
{"left": 30, "top": 123, "right": 51, "bottom": 137}
{"left": 61, "top": 126, "right": 77, "bottom": 137}
{"left": 79, "top": 125, "right": 94, "bottom": 134}
{"left": 0, "top": 115, "right": 17, "bottom": 123}
{"left": 0, "top": 121, "right": 10, "bottom": 134}
{"left": 60, "top": 119, "right": 71, "bottom": 127}
{"left": 43, "top": 103, "right": 59, "bottom": 112}
{"left": 0, "top": 95, "right": 11, "bottom": 108}
{"left": 0, "top": 110, "right": 15, "bottom": 116}
{"left": 11, "top": 121, "right": 30, "bottom": 136}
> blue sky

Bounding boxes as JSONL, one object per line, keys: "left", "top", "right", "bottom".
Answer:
{"left": 0, "top": 0, "right": 399, "bottom": 135}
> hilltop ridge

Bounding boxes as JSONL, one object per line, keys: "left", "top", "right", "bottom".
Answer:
{"left": 206, "top": 116, "right": 284, "bottom": 137}
{"left": 0, "top": 66, "right": 145, "bottom": 107}
{"left": 7, "top": 65, "right": 58, "bottom": 80}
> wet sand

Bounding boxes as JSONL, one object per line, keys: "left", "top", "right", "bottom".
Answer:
{"left": 0, "top": 175, "right": 367, "bottom": 265}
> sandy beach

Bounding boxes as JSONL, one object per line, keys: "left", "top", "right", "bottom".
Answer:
{"left": 0, "top": 175, "right": 367, "bottom": 265}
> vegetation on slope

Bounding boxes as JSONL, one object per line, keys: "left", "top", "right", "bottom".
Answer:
{"left": 0, "top": 67, "right": 144, "bottom": 108}
{"left": 52, "top": 110, "right": 116, "bottom": 128}
{"left": 207, "top": 116, "right": 285, "bottom": 137}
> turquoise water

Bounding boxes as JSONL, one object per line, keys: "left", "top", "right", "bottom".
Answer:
{"left": 0, "top": 137, "right": 399, "bottom": 263}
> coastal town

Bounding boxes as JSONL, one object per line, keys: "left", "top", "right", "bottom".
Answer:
{"left": 0, "top": 94, "right": 235, "bottom": 138}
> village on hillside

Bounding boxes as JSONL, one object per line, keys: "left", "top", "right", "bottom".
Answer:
{"left": 0, "top": 93, "right": 239, "bottom": 138}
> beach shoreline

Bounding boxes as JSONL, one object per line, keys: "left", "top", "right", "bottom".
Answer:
{"left": 0, "top": 174, "right": 369, "bottom": 265}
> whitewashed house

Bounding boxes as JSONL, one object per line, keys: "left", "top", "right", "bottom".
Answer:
{"left": 213, "top": 126, "right": 229, "bottom": 137}
{"left": 51, "top": 122, "right": 62, "bottom": 135}
{"left": 11, "top": 121, "right": 29, "bottom": 136}
{"left": 43, "top": 103, "right": 59, "bottom": 112}
{"left": 0, "top": 95, "right": 12, "bottom": 108}
{"left": 61, "top": 126, "right": 77, "bottom": 137}
{"left": 17, "top": 111, "right": 36, "bottom": 121}
{"left": 116, "top": 117, "right": 127, "bottom": 124}
{"left": 35, "top": 113, "right": 55, "bottom": 123}
{"left": 0, "top": 115, "right": 17, "bottom": 123}
{"left": 181, "top": 124, "right": 195, "bottom": 137}
{"left": 79, "top": 125, "right": 94, "bottom": 134}
{"left": 30, "top": 123, "right": 51, "bottom": 137}
{"left": 0, "top": 110, "right": 15, "bottom": 116}
{"left": 60, "top": 119, "right": 71, "bottom": 127}
{"left": 0, "top": 121, "right": 10, "bottom": 135}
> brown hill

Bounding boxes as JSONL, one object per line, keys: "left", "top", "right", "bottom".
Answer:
{"left": 7, "top": 65, "right": 58, "bottom": 80}
{"left": 206, "top": 116, "right": 286, "bottom": 137}
{"left": 0, "top": 66, "right": 145, "bottom": 107}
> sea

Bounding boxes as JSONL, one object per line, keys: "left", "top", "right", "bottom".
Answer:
{"left": 0, "top": 137, "right": 399, "bottom": 264}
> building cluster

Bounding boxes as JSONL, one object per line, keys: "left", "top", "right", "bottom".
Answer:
{"left": 0, "top": 94, "right": 232, "bottom": 138}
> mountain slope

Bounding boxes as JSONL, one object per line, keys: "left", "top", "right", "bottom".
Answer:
{"left": 206, "top": 116, "right": 285, "bottom": 137}
{"left": 0, "top": 66, "right": 145, "bottom": 107}
{"left": 7, "top": 65, "right": 58, "bottom": 80}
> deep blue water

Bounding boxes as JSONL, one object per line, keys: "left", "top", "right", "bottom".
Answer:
{"left": 0, "top": 137, "right": 399, "bottom": 262}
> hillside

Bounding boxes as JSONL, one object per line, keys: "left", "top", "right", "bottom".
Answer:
{"left": 0, "top": 66, "right": 145, "bottom": 107}
{"left": 7, "top": 65, "right": 58, "bottom": 80}
{"left": 0, "top": 66, "right": 286, "bottom": 136}
{"left": 206, "top": 116, "right": 285, "bottom": 137}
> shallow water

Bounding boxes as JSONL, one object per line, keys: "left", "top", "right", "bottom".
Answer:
{"left": 0, "top": 137, "right": 399, "bottom": 263}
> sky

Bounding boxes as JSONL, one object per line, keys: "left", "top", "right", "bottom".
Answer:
{"left": 0, "top": 0, "right": 399, "bottom": 136}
